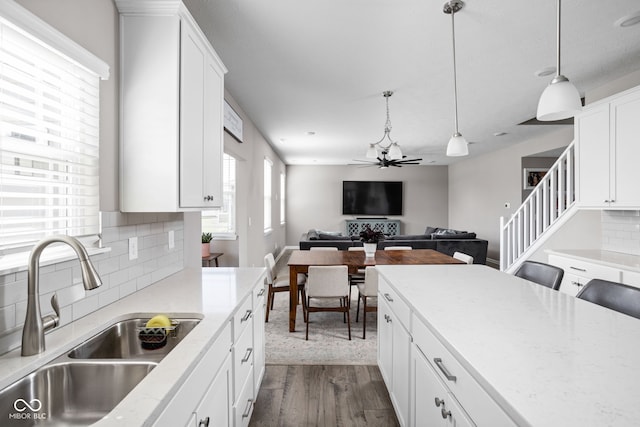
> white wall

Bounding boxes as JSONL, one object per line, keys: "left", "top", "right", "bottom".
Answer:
{"left": 286, "top": 165, "right": 448, "bottom": 245}
{"left": 448, "top": 127, "right": 574, "bottom": 262}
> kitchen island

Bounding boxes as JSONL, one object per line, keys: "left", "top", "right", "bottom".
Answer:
{"left": 0, "top": 267, "right": 265, "bottom": 426}
{"left": 376, "top": 264, "right": 640, "bottom": 427}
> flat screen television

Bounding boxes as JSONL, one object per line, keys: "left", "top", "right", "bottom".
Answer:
{"left": 342, "top": 181, "right": 403, "bottom": 216}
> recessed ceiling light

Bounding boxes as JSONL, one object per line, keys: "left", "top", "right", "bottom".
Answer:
{"left": 493, "top": 131, "right": 508, "bottom": 137}
{"left": 534, "top": 66, "right": 556, "bottom": 77}
{"left": 615, "top": 11, "right": 640, "bottom": 28}
{"left": 306, "top": 131, "right": 316, "bottom": 136}
{"left": 279, "top": 138, "right": 287, "bottom": 143}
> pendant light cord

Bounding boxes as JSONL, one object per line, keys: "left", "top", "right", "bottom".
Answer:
{"left": 451, "top": 3, "right": 460, "bottom": 134}
{"left": 556, "top": 0, "right": 562, "bottom": 77}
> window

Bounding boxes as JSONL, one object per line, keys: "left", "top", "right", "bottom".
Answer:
{"left": 202, "top": 153, "right": 236, "bottom": 236}
{"left": 263, "top": 157, "right": 272, "bottom": 232}
{"left": 0, "top": 4, "right": 108, "bottom": 254}
{"left": 280, "top": 172, "right": 285, "bottom": 225}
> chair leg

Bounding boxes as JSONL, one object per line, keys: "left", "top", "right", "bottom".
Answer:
{"left": 345, "top": 296, "right": 351, "bottom": 341}
{"left": 270, "top": 287, "right": 275, "bottom": 311}
{"left": 265, "top": 286, "right": 273, "bottom": 322}
{"left": 356, "top": 291, "right": 361, "bottom": 322}
{"left": 305, "top": 304, "right": 310, "bottom": 341}
{"left": 362, "top": 297, "right": 367, "bottom": 339}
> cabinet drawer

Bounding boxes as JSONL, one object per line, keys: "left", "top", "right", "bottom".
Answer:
{"left": 549, "top": 255, "right": 621, "bottom": 282}
{"left": 253, "top": 283, "right": 266, "bottom": 308}
{"left": 234, "top": 372, "right": 254, "bottom": 427}
{"left": 233, "top": 295, "right": 253, "bottom": 342}
{"left": 233, "top": 318, "right": 254, "bottom": 402}
{"left": 412, "top": 314, "right": 515, "bottom": 427}
{"left": 559, "top": 272, "right": 588, "bottom": 297}
{"left": 379, "top": 276, "right": 410, "bottom": 329}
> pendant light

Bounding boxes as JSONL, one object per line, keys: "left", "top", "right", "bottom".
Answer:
{"left": 536, "top": 0, "right": 581, "bottom": 121}
{"left": 366, "top": 91, "right": 403, "bottom": 160}
{"left": 444, "top": 0, "right": 468, "bottom": 157}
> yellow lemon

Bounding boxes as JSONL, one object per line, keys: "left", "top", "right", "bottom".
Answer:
{"left": 146, "top": 314, "right": 172, "bottom": 329}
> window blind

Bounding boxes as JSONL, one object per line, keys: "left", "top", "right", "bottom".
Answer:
{"left": 0, "top": 22, "right": 101, "bottom": 251}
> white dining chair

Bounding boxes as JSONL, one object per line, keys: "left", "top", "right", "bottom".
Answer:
{"left": 264, "top": 253, "right": 305, "bottom": 322}
{"left": 356, "top": 267, "right": 378, "bottom": 339}
{"left": 310, "top": 247, "right": 339, "bottom": 251}
{"left": 384, "top": 246, "right": 413, "bottom": 250}
{"left": 304, "top": 265, "right": 351, "bottom": 340}
{"left": 453, "top": 251, "right": 474, "bottom": 264}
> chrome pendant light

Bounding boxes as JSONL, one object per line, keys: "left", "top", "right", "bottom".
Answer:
{"left": 536, "top": 0, "right": 581, "bottom": 121}
{"left": 444, "top": 0, "right": 468, "bottom": 157}
{"left": 366, "top": 91, "right": 403, "bottom": 160}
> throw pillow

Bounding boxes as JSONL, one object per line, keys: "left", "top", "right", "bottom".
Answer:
{"left": 432, "top": 232, "right": 477, "bottom": 239}
{"left": 424, "top": 226, "right": 438, "bottom": 235}
{"left": 387, "top": 234, "right": 431, "bottom": 240}
{"left": 307, "top": 229, "right": 319, "bottom": 240}
{"left": 318, "top": 233, "right": 351, "bottom": 240}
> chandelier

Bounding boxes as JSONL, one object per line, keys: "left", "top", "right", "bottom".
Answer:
{"left": 366, "top": 91, "right": 403, "bottom": 160}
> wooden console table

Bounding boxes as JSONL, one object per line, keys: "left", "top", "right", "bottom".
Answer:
{"left": 346, "top": 219, "right": 401, "bottom": 236}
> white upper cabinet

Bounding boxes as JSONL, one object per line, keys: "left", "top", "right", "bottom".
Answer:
{"left": 577, "top": 85, "right": 640, "bottom": 208}
{"left": 116, "top": 1, "right": 227, "bottom": 212}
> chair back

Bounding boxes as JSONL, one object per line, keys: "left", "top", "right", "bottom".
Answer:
{"left": 453, "top": 251, "right": 474, "bottom": 264}
{"left": 306, "top": 265, "right": 349, "bottom": 297}
{"left": 576, "top": 279, "right": 640, "bottom": 320}
{"left": 361, "top": 267, "right": 379, "bottom": 296}
{"left": 384, "top": 246, "right": 413, "bottom": 251}
{"left": 514, "top": 261, "right": 564, "bottom": 290}
{"left": 310, "top": 247, "right": 338, "bottom": 251}
{"left": 348, "top": 247, "right": 364, "bottom": 251}
{"left": 263, "top": 253, "right": 276, "bottom": 284}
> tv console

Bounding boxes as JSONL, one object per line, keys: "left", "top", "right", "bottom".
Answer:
{"left": 356, "top": 217, "right": 387, "bottom": 220}
{"left": 346, "top": 219, "right": 400, "bottom": 236}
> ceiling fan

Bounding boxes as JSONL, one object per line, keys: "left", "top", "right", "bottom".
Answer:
{"left": 351, "top": 150, "right": 423, "bottom": 168}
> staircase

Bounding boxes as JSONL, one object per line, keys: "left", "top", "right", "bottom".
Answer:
{"left": 500, "top": 141, "right": 577, "bottom": 272}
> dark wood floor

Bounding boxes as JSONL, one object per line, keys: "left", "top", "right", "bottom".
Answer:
{"left": 249, "top": 365, "right": 400, "bottom": 427}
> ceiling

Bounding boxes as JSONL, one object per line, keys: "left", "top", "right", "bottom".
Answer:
{"left": 188, "top": 0, "right": 640, "bottom": 166}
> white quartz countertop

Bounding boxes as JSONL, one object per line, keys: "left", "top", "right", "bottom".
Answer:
{"left": 376, "top": 264, "right": 640, "bottom": 427}
{"left": 547, "top": 248, "right": 640, "bottom": 272}
{"left": 0, "top": 267, "right": 265, "bottom": 426}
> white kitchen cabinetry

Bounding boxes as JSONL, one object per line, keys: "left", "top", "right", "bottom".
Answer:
{"left": 378, "top": 276, "right": 411, "bottom": 427}
{"left": 116, "top": 1, "right": 227, "bottom": 212}
{"left": 577, "top": 85, "right": 640, "bottom": 208}
{"left": 548, "top": 253, "right": 622, "bottom": 297}
{"left": 232, "top": 295, "right": 256, "bottom": 427}
{"left": 252, "top": 285, "right": 266, "bottom": 397}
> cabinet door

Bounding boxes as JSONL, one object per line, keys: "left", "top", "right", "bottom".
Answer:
{"left": 192, "top": 354, "right": 233, "bottom": 427}
{"left": 252, "top": 288, "right": 266, "bottom": 396}
{"left": 201, "top": 57, "right": 224, "bottom": 207}
{"left": 392, "top": 313, "right": 411, "bottom": 427}
{"left": 611, "top": 90, "right": 640, "bottom": 207}
{"left": 576, "top": 103, "right": 611, "bottom": 207}
{"left": 377, "top": 297, "right": 393, "bottom": 388}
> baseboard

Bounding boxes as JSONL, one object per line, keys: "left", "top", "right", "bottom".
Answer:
{"left": 485, "top": 257, "right": 500, "bottom": 270}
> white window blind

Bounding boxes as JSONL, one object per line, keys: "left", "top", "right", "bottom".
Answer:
{"left": 0, "top": 21, "right": 101, "bottom": 251}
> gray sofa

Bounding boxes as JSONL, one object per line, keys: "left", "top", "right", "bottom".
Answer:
{"left": 299, "top": 227, "right": 488, "bottom": 264}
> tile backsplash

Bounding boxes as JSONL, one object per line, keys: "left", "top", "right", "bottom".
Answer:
{"left": 0, "top": 211, "right": 184, "bottom": 355}
{"left": 601, "top": 210, "right": 640, "bottom": 255}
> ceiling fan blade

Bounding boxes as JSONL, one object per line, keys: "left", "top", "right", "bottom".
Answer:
{"left": 394, "top": 158, "right": 423, "bottom": 164}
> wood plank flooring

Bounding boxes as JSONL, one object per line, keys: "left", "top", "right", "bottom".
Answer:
{"left": 249, "top": 365, "right": 400, "bottom": 427}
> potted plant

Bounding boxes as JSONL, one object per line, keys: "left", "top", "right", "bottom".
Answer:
{"left": 359, "top": 226, "right": 384, "bottom": 257}
{"left": 201, "top": 232, "right": 212, "bottom": 257}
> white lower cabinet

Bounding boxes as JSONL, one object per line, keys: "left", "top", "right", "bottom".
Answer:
{"left": 189, "top": 353, "right": 233, "bottom": 427}
{"left": 548, "top": 254, "right": 622, "bottom": 296}
{"left": 252, "top": 286, "right": 266, "bottom": 397}
{"left": 412, "top": 344, "right": 474, "bottom": 427}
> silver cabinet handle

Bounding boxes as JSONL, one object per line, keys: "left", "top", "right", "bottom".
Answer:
{"left": 241, "top": 309, "right": 252, "bottom": 322}
{"left": 441, "top": 408, "right": 452, "bottom": 419}
{"left": 198, "top": 416, "right": 210, "bottom": 427}
{"left": 242, "top": 399, "right": 253, "bottom": 418}
{"left": 241, "top": 347, "right": 253, "bottom": 363}
{"left": 384, "top": 293, "right": 394, "bottom": 302}
{"left": 204, "top": 195, "right": 215, "bottom": 201}
{"left": 384, "top": 314, "right": 392, "bottom": 323}
{"left": 257, "top": 288, "right": 265, "bottom": 297}
{"left": 570, "top": 266, "right": 587, "bottom": 272}
{"left": 571, "top": 281, "right": 584, "bottom": 287}
{"left": 434, "top": 397, "right": 444, "bottom": 407}
{"left": 434, "top": 357, "right": 457, "bottom": 382}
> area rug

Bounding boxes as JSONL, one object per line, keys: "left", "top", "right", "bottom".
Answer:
{"left": 265, "top": 251, "right": 377, "bottom": 365}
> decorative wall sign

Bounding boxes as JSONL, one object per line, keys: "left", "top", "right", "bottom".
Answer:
{"left": 223, "top": 100, "right": 243, "bottom": 143}
{"left": 523, "top": 167, "right": 549, "bottom": 190}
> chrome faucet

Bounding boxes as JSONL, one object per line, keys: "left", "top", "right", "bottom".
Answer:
{"left": 21, "top": 236, "right": 102, "bottom": 356}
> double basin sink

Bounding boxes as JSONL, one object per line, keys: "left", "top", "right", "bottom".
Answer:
{"left": 0, "top": 315, "right": 201, "bottom": 426}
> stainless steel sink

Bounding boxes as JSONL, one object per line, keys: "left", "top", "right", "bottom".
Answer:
{"left": 0, "top": 360, "right": 156, "bottom": 426}
{"left": 68, "top": 317, "right": 201, "bottom": 361}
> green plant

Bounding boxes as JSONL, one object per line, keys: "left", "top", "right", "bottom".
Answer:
{"left": 359, "top": 226, "right": 384, "bottom": 243}
{"left": 201, "top": 232, "right": 213, "bottom": 243}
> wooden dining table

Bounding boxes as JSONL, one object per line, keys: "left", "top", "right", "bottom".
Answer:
{"left": 286, "top": 249, "right": 463, "bottom": 332}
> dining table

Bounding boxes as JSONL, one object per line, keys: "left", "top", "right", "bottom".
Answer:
{"left": 286, "top": 248, "right": 464, "bottom": 332}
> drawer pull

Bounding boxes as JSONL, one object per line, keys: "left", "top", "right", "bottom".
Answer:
{"left": 198, "top": 417, "right": 210, "bottom": 427}
{"left": 257, "top": 288, "right": 265, "bottom": 297}
{"left": 384, "top": 314, "right": 392, "bottom": 323}
{"left": 241, "top": 309, "right": 252, "bottom": 322}
{"left": 241, "top": 347, "right": 253, "bottom": 363}
{"left": 384, "top": 293, "right": 394, "bottom": 302}
{"left": 441, "top": 407, "right": 452, "bottom": 419}
{"left": 434, "top": 357, "right": 457, "bottom": 382}
{"left": 570, "top": 266, "right": 587, "bottom": 272}
{"left": 571, "top": 281, "right": 584, "bottom": 287}
{"left": 434, "top": 397, "right": 444, "bottom": 407}
{"left": 242, "top": 399, "right": 253, "bottom": 418}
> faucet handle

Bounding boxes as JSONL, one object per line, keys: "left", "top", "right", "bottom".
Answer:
{"left": 42, "top": 293, "right": 60, "bottom": 332}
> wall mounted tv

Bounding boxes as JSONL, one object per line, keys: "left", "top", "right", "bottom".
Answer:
{"left": 342, "top": 181, "right": 403, "bottom": 216}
